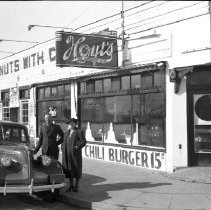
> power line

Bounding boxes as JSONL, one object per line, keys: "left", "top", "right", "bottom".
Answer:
{"left": 123, "top": 1, "right": 205, "bottom": 32}
{"left": 64, "top": 1, "right": 99, "bottom": 28}
{"left": 128, "top": 12, "right": 209, "bottom": 37}
{"left": 73, "top": 1, "right": 153, "bottom": 32}
{"left": 124, "top": 1, "right": 169, "bottom": 20}
{"left": 82, "top": 1, "right": 165, "bottom": 33}
{"left": 0, "top": 50, "right": 14, "bottom": 54}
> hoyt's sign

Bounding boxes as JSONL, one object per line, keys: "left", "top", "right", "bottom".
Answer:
{"left": 0, "top": 47, "right": 56, "bottom": 77}
{"left": 83, "top": 144, "right": 166, "bottom": 171}
{"left": 56, "top": 31, "right": 118, "bottom": 68}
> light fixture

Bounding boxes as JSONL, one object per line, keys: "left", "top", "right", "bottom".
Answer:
{"left": 0, "top": 39, "right": 39, "bottom": 44}
{"left": 28, "top": 24, "right": 73, "bottom": 31}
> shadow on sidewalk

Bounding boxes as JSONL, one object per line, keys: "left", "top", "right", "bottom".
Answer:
{"left": 76, "top": 173, "right": 173, "bottom": 203}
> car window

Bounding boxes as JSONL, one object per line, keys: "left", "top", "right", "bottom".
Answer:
{"left": 2, "top": 126, "right": 28, "bottom": 143}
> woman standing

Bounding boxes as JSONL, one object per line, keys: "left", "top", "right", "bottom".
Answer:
{"left": 62, "top": 118, "right": 87, "bottom": 192}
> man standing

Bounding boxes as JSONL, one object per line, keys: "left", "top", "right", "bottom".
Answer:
{"left": 62, "top": 118, "right": 86, "bottom": 192}
{"left": 34, "top": 114, "right": 64, "bottom": 160}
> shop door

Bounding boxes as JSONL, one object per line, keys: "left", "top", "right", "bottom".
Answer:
{"left": 193, "top": 94, "right": 211, "bottom": 166}
{"left": 10, "top": 108, "right": 18, "bottom": 123}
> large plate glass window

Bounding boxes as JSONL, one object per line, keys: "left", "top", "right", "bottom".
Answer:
{"left": 80, "top": 69, "right": 165, "bottom": 148}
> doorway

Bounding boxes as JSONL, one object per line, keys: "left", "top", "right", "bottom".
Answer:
{"left": 191, "top": 93, "right": 211, "bottom": 166}
{"left": 10, "top": 108, "right": 19, "bottom": 122}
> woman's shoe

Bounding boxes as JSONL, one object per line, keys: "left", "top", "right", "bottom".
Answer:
{"left": 73, "top": 184, "right": 79, "bottom": 192}
{"left": 66, "top": 186, "right": 74, "bottom": 192}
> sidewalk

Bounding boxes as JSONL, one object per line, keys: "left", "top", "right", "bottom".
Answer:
{"left": 58, "top": 158, "right": 211, "bottom": 210}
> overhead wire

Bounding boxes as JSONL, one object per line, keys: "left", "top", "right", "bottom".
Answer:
{"left": 123, "top": 1, "right": 205, "bottom": 32}
{"left": 73, "top": 1, "right": 153, "bottom": 32}
{"left": 127, "top": 11, "right": 209, "bottom": 37}
{"left": 0, "top": 1, "right": 207, "bottom": 60}
{"left": 64, "top": 1, "right": 99, "bottom": 28}
{"left": 82, "top": 1, "right": 167, "bottom": 33}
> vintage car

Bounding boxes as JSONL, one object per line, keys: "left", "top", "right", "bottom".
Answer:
{"left": 0, "top": 121, "right": 66, "bottom": 197}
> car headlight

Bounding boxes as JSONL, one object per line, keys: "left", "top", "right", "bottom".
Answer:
{"left": 42, "top": 155, "right": 51, "bottom": 166}
{"left": 1, "top": 156, "right": 12, "bottom": 167}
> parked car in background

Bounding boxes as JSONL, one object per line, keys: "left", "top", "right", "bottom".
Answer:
{"left": 0, "top": 121, "right": 66, "bottom": 200}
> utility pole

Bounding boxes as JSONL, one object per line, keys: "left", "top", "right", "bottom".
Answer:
{"left": 209, "top": 1, "right": 211, "bottom": 62}
{"left": 121, "top": 0, "right": 125, "bottom": 67}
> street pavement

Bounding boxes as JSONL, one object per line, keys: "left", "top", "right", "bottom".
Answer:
{"left": 58, "top": 158, "right": 211, "bottom": 210}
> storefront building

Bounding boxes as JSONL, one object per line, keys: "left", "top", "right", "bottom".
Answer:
{"left": 0, "top": 1, "right": 211, "bottom": 172}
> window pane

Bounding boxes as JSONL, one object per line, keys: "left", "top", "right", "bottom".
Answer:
{"left": 105, "top": 97, "right": 114, "bottom": 122}
{"left": 81, "top": 98, "right": 96, "bottom": 122}
{"left": 45, "top": 87, "right": 50, "bottom": 98}
{"left": 132, "top": 93, "right": 165, "bottom": 147}
{"left": 154, "top": 72, "right": 164, "bottom": 87}
{"left": 65, "top": 84, "right": 71, "bottom": 96}
{"left": 38, "top": 88, "right": 44, "bottom": 100}
{"left": 104, "top": 78, "right": 111, "bottom": 92}
{"left": 86, "top": 81, "right": 94, "bottom": 93}
{"left": 80, "top": 82, "right": 86, "bottom": 94}
{"left": 51, "top": 87, "right": 57, "bottom": 98}
{"left": 111, "top": 77, "right": 120, "bottom": 91}
{"left": 95, "top": 80, "right": 103, "bottom": 92}
{"left": 121, "top": 76, "right": 130, "bottom": 90}
{"left": 57, "top": 85, "right": 64, "bottom": 97}
{"left": 2, "top": 92, "right": 9, "bottom": 100}
{"left": 131, "top": 75, "right": 141, "bottom": 89}
{"left": 141, "top": 74, "right": 153, "bottom": 89}
{"left": 114, "top": 96, "right": 131, "bottom": 122}
{"left": 114, "top": 124, "right": 131, "bottom": 144}
{"left": 37, "top": 99, "right": 71, "bottom": 126}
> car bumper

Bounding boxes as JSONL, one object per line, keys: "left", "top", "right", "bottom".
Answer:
{"left": 0, "top": 181, "right": 66, "bottom": 195}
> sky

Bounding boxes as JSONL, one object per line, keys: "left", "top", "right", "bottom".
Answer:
{"left": 0, "top": 1, "right": 138, "bottom": 60}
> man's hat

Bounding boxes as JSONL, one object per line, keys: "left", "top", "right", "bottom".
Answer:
{"left": 65, "top": 118, "right": 78, "bottom": 125}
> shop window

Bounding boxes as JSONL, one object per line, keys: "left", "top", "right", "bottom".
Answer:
{"left": 21, "top": 101, "right": 29, "bottom": 126}
{"left": 80, "top": 82, "right": 86, "bottom": 94}
{"left": 111, "top": 77, "right": 120, "bottom": 91}
{"left": 64, "top": 84, "right": 71, "bottom": 96}
{"left": 131, "top": 75, "right": 141, "bottom": 89}
{"left": 154, "top": 71, "right": 164, "bottom": 87}
{"left": 20, "top": 89, "right": 30, "bottom": 99}
{"left": 141, "top": 73, "right": 153, "bottom": 89}
{"left": 121, "top": 76, "right": 130, "bottom": 90}
{"left": 44, "top": 87, "right": 50, "bottom": 98}
{"left": 103, "top": 78, "right": 111, "bottom": 92}
{"left": 80, "top": 70, "right": 166, "bottom": 148}
{"left": 86, "top": 81, "right": 94, "bottom": 94}
{"left": 95, "top": 80, "right": 103, "bottom": 93}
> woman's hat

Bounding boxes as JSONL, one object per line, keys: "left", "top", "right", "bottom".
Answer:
{"left": 65, "top": 118, "right": 78, "bottom": 125}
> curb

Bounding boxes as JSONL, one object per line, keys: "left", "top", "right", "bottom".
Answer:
{"left": 57, "top": 193, "right": 92, "bottom": 209}
{"left": 161, "top": 172, "right": 211, "bottom": 184}
{"left": 57, "top": 193, "right": 125, "bottom": 210}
